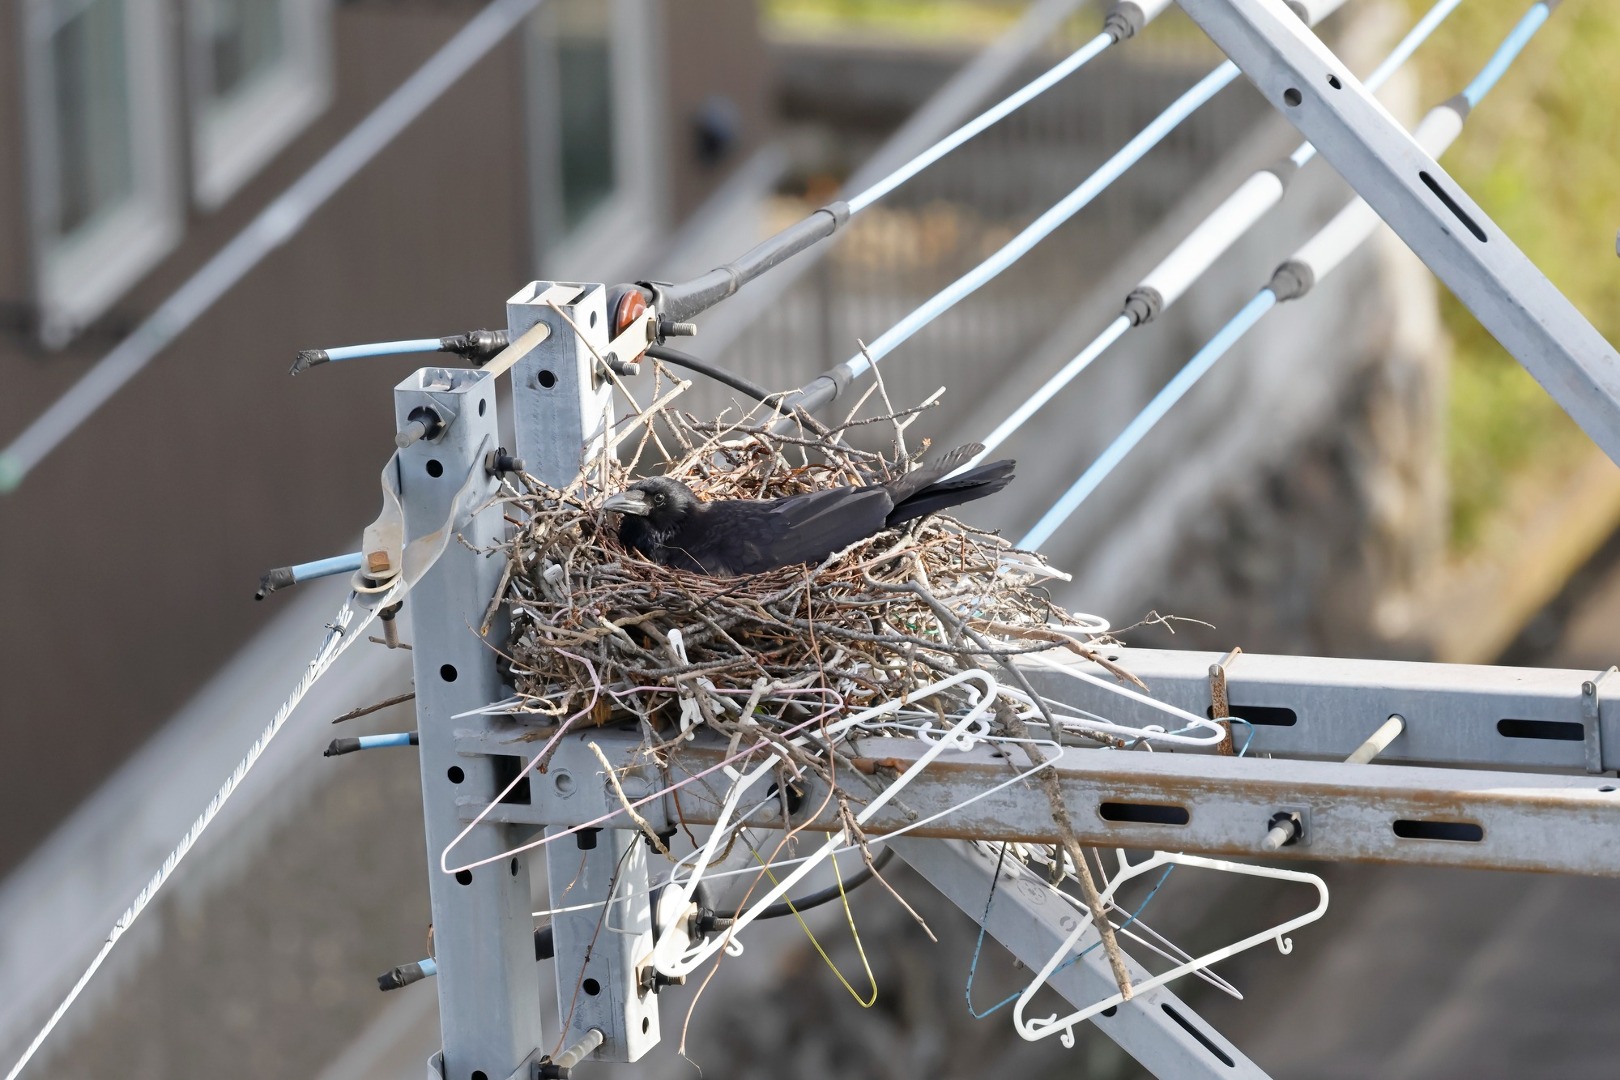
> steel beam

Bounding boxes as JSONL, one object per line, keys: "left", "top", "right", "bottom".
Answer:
{"left": 894, "top": 839, "right": 1271, "bottom": 1079}
{"left": 506, "top": 283, "right": 660, "bottom": 1063}
{"left": 1020, "top": 648, "right": 1620, "bottom": 773}
{"left": 456, "top": 722, "right": 1620, "bottom": 876}
{"left": 1174, "top": 0, "right": 1620, "bottom": 465}
{"left": 397, "top": 366, "right": 545, "bottom": 1080}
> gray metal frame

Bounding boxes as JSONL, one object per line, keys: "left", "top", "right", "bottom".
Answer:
{"left": 1023, "top": 648, "right": 1620, "bottom": 773}
{"left": 1173, "top": 0, "right": 1620, "bottom": 465}
{"left": 452, "top": 673, "right": 1620, "bottom": 877}
{"left": 397, "top": 365, "right": 545, "bottom": 1080}
{"left": 507, "top": 283, "right": 661, "bottom": 1064}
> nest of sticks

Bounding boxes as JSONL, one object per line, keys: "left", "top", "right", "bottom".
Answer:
{"left": 486, "top": 363, "right": 1157, "bottom": 1007}
{"left": 492, "top": 364, "right": 1134, "bottom": 743}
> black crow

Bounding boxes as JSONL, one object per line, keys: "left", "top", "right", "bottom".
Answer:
{"left": 601, "top": 444, "right": 1014, "bottom": 576}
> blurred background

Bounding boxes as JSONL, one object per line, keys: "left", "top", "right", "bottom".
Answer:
{"left": 0, "top": 0, "right": 1616, "bottom": 1076}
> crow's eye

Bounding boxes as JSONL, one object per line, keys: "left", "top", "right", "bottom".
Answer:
{"left": 653, "top": 493, "right": 665, "bottom": 506}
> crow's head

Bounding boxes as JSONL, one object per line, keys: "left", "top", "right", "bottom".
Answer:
{"left": 602, "top": 475, "right": 699, "bottom": 541}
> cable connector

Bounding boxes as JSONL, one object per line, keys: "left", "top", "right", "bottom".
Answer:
{"left": 255, "top": 567, "right": 296, "bottom": 601}
{"left": 442, "top": 329, "right": 510, "bottom": 361}
{"left": 289, "top": 349, "right": 329, "bottom": 375}
{"left": 1104, "top": 1, "right": 1146, "bottom": 42}
{"left": 325, "top": 732, "right": 419, "bottom": 757}
{"left": 377, "top": 957, "right": 436, "bottom": 991}
{"left": 1267, "top": 259, "right": 1315, "bottom": 303}
{"left": 1122, "top": 285, "right": 1164, "bottom": 327}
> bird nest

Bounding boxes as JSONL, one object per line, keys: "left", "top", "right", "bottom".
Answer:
{"left": 491, "top": 368, "right": 1131, "bottom": 741}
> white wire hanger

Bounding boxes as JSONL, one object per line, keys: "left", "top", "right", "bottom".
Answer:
{"left": 647, "top": 668, "right": 1001, "bottom": 976}
{"left": 1012, "top": 848, "right": 1329, "bottom": 1046}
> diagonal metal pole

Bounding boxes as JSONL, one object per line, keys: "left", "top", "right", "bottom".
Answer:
{"left": 1172, "top": 0, "right": 1620, "bottom": 465}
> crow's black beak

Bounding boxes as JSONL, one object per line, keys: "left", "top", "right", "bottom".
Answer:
{"left": 602, "top": 491, "right": 652, "bottom": 516}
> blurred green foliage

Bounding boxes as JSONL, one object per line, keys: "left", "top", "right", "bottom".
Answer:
{"left": 1400, "top": 0, "right": 1619, "bottom": 547}
{"left": 765, "top": 0, "right": 1024, "bottom": 41}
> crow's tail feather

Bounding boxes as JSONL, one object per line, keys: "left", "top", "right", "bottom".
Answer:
{"left": 885, "top": 456, "right": 1014, "bottom": 528}
{"left": 882, "top": 443, "right": 987, "bottom": 504}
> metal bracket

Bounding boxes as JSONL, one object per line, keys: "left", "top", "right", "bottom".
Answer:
{"left": 506, "top": 282, "right": 615, "bottom": 490}
{"left": 1582, "top": 667, "right": 1618, "bottom": 774}
{"left": 505, "top": 282, "right": 659, "bottom": 1063}
{"left": 397, "top": 365, "right": 544, "bottom": 1080}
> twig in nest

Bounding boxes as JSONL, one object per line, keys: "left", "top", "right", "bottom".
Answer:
{"left": 331, "top": 691, "right": 416, "bottom": 724}
{"left": 588, "top": 741, "right": 670, "bottom": 857}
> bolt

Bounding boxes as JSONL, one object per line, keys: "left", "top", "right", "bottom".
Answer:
{"left": 395, "top": 419, "right": 429, "bottom": 449}
{"left": 486, "top": 448, "right": 525, "bottom": 477}
{"left": 1262, "top": 810, "right": 1303, "bottom": 851}
{"left": 379, "top": 602, "right": 402, "bottom": 648}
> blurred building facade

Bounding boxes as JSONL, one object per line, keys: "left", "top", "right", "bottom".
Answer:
{"left": 0, "top": 0, "right": 770, "bottom": 876}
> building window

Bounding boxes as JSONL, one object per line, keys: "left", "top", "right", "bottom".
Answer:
{"left": 188, "top": 0, "right": 333, "bottom": 209}
{"left": 22, "top": 0, "right": 181, "bottom": 346}
{"left": 526, "top": 0, "right": 661, "bottom": 278}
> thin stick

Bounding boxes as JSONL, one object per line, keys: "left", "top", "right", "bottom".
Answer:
{"left": 331, "top": 691, "right": 416, "bottom": 724}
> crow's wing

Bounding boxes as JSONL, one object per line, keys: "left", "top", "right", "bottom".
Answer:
{"left": 881, "top": 443, "right": 985, "bottom": 504}
{"left": 700, "top": 485, "right": 895, "bottom": 573}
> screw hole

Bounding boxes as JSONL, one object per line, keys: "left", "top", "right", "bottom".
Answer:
{"left": 538, "top": 369, "right": 557, "bottom": 388}
{"left": 589, "top": 309, "right": 598, "bottom": 327}
{"left": 425, "top": 459, "right": 443, "bottom": 478}
{"left": 1327, "top": 73, "right": 1341, "bottom": 89}
{"left": 583, "top": 978, "right": 601, "bottom": 996}
{"left": 642, "top": 1016, "right": 650, "bottom": 1033}
{"left": 455, "top": 869, "right": 473, "bottom": 886}
{"left": 1601, "top": 785, "right": 1617, "bottom": 793}
{"left": 440, "top": 664, "right": 458, "bottom": 682}
{"left": 511, "top": 857, "right": 520, "bottom": 876}
{"left": 1283, "top": 87, "right": 1302, "bottom": 107}
{"left": 478, "top": 398, "right": 487, "bottom": 416}
{"left": 447, "top": 766, "right": 465, "bottom": 784}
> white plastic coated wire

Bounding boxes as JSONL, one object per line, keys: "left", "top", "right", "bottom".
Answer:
{"left": 842, "top": 60, "right": 1241, "bottom": 384}
{"left": 965, "top": 0, "right": 1462, "bottom": 472}
{"left": 848, "top": 32, "right": 1114, "bottom": 215}
{"left": 649, "top": 670, "right": 1004, "bottom": 977}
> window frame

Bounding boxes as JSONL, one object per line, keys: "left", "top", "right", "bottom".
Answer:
{"left": 21, "top": 0, "right": 183, "bottom": 347}
{"left": 524, "top": 0, "right": 664, "bottom": 280}
{"left": 186, "top": 0, "right": 334, "bottom": 211}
